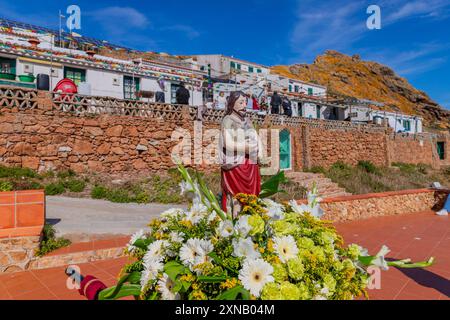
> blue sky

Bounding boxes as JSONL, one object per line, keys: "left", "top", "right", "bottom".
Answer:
{"left": 1, "top": 0, "right": 450, "bottom": 109}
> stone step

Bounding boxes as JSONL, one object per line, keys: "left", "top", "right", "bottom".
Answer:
{"left": 286, "top": 171, "right": 352, "bottom": 199}
{"left": 27, "top": 237, "right": 129, "bottom": 271}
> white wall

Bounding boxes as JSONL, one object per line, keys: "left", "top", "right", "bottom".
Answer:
{"left": 15, "top": 59, "right": 63, "bottom": 89}
{"left": 86, "top": 69, "right": 123, "bottom": 98}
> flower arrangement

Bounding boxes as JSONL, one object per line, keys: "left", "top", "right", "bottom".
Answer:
{"left": 98, "top": 165, "right": 434, "bottom": 300}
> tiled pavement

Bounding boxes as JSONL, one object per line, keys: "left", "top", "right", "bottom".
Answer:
{"left": 0, "top": 210, "right": 448, "bottom": 300}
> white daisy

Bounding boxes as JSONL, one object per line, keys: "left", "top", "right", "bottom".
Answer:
{"left": 235, "top": 215, "right": 251, "bottom": 237}
{"left": 232, "top": 237, "right": 261, "bottom": 260}
{"left": 144, "top": 240, "right": 168, "bottom": 263}
{"left": 127, "top": 229, "right": 146, "bottom": 253}
{"left": 179, "top": 238, "right": 212, "bottom": 269}
{"left": 217, "top": 220, "right": 234, "bottom": 238}
{"left": 185, "top": 199, "right": 208, "bottom": 225}
{"left": 161, "top": 208, "right": 184, "bottom": 219}
{"left": 169, "top": 231, "right": 185, "bottom": 243}
{"left": 140, "top": 259, "right": 164, "bottom": 289}
{"left": 238, "top": 259, "right": 274, "bottom": 297}
{"left": 157, "top": 273, "right": 180, "bottom": 300}
{"left": 273, "top": 235, "right": 299, "bottom": 263}
{"left": 262, "top": 199, "right": 284, "bottom": 220}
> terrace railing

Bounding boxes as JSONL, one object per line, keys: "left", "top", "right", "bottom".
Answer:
{"left": 0, "top": 86, "right": 387, "bottom": 132}
{"left": 0, "top": 85, "right": 38, "bottom": 110}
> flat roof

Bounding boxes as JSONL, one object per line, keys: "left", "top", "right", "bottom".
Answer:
{"left": 192, "top": 54, "right": 270, "bottom": 69}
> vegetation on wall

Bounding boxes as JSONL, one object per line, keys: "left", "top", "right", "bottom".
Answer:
{"left": 35, "top": 224, "right": 71, "bottom": 257}
{"left": 306, "top": 161, "right": 450, "bottom": 195}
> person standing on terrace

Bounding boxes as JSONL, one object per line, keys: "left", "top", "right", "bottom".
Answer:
{"left": 176, "top": 82, "right": 190, "bottom": 105}
{"left": 270, "top": 91, "right": 282, "bottom": 114}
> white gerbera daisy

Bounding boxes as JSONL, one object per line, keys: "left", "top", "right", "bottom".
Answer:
{"left": 157, "top": 273, "right": 180, "bottom": 300}
{"left": 127, "top": 229, "right": 146, "bottom": 253}
{"left": 273, "top": 235, "right": 299, "bottom": 263}
{"left": 238, "top": 259, "right": 274, "bottom": 297}
{"left": 185, "top": 199, "right": 208, "bottom": 225}
{"left": 140, "top": 259, "right": 164, "bottom": 289}
{"left": 235, "top": 215, "right": 251, "bottom": 237}
{"left": 161, "top": 208, "right": 184, "bottom": 219}
{"left": 179, "top": 238, "right": 205, "bottom": 268}
{"left": 144, "top": 240, "right": 168, "bottom": 263}
{"left": 262, "top": 199, "right": 284, "bottom": 220}
{"left": 217, "top": 220, "right": 234, "bottom": 238}
{"left": 169, "top": 231, "right": 185, "bottom": 243}
{"left": 232, "top": 237, "right": 261, "bottom": 260}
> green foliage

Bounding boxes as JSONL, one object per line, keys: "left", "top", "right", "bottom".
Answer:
{"left": 44, "top": 183, "right": 65, "bottom": 195}
{"left": 63, "top": 179, "right": 86, "bottom": 193}
{"left": 57, "top": 169, "right": 76, "bottom": 179}
{"left": 357, "top": 161, "right": 379, "bottom": 175}
{"left": 106, "top": 188, "right": 133, "bottom": 203}
{"left": 91, "top": 185, "right": 108, "bottom": 199}
{"left": 35, "top": 224, "right": 71, "bottom": 257}
{"left": 0, "top": 181, "right": 13, "bottom": 191}
{"left": 135, "top": 191, "right": 150, "bottom": 204}
{"left": 260, "top": 171, "right": 288, "bottom": 198}
{"left": 443, "top": 166, "right": 450, "bottom": 176}
{"left": 392, "top": 162, "right": 417, "bottom": 174}
{"left": 0, "top": 165, "right": 38, "bottom": 178}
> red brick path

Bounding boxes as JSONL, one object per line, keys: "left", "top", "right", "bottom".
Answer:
{"left": 0, "top": 210, "right": 448, "bottom": 300}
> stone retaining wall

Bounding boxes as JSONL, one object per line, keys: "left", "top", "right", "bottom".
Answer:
{"left": 319, "top": 188, "right": 449, "bottom": 222}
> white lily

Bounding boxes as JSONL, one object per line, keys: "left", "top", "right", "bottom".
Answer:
{"left": 371, "top": 245, "right": 391, "bottom": 271}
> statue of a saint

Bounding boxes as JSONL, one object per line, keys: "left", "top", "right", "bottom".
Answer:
{"left": 219, "top": 91, "right": 261, "bottom": 216}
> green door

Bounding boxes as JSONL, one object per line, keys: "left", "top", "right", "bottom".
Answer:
{"left": 437, "top": 142, "right": 445, "bottom": 160}
{"left": 279, "top": 130, "right": 291, "bottom": 170}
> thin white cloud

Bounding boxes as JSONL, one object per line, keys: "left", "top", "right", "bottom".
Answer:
{"left": 161, "top": 24, "right": 200, "bottom": 40}
{"left": 385, "top": 0, "right": 450, "bottom": 23}
{"left": 86, "top": 6, "right": 150, "bottom": 36}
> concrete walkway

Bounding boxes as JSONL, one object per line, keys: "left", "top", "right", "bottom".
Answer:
{"left": 46, "top": 196, "right": 186, "bottom": 240}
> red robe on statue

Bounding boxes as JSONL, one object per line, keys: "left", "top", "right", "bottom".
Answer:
{"left": 221, "top": 158, "right": 261, "bottom": 212}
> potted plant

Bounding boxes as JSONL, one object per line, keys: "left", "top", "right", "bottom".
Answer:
{"left": 18, "top": 73, "right": 35, "bottom": 83}
{"left": 28, "top": 37, "right": 41, "bottom": 48}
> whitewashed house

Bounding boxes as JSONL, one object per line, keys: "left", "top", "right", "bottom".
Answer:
{"left": 0, "top": 19, "right": 205, "bottom": 106}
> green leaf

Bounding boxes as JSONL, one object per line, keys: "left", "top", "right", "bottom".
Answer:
{"left": 133, "top": 239, "right": 148, "bottom": 250}
{"left": 197, "top": 276, "right": 229, "bottom": 283}
{"left": 181, "top": 280, "right": 191, "bottom": 292}
{"left": 98, "top": 284, "right": 141, "bottom": 300}
{"left": 388, "top": 257, "right": 435, "bottom": 269}
{"left": 260, "top": 171, "right": 287, "bottom": 198}
{"left": 164, "top": 261, "right": 186, "bottom": 281}
{"left": 146, "top": 291, "right": 159, "bottom": 300}
{"left": 101, "top": 271, "right": 141, "bottom": 299}
{"left": 358, "top": 255, "right": 375, "bottom": 266}
{"left": 216, "top": 285, "right": 250, "bottom": 300}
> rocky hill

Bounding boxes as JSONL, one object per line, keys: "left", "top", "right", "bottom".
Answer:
{"left": 272, "top": 50, "right": 450, "bottom": 131}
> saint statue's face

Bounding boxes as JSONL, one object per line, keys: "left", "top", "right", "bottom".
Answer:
{"left": 234, "top": 95, "right": 247, "bottom": 112}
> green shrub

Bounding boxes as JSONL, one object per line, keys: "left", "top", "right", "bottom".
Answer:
{"left": 0, "top": 181, "right": 13, "bottom": 191}
{"left": 63, "top": 179, "right": 86, "bottom": 193}
{"left": 91, "top": 185, "right": 108, "bottom": 199}
{"left": 357, "top": 160, "right": 379, "bottom": 175}
{"left": 106, "top": 188, "right": 132, "bottom": 203}
{"left": 12, "top": 180, "right": 43, "bottom": 190}
{"left": 134, "top": 191, "right": 150, "bottom": 204}
{"left": 331, "top": 161, "right": 352, "bottom": 171}
{"left": 45, "top": 183, "right": 65, "bottom": 195}
{"left": 0, "top": 165, "right": 37, "bottom": 178}
{"left": 392, "top": 162, "right": 417, "bottom": 174}
{"left": 57, "top": 169, "right": 76, "bottom": 179}
{"left": 35, "top": 224, "right": 71, "bottom": 257}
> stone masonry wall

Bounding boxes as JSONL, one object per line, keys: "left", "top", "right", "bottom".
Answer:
{"left": 0, "top": 236, "right": 40, "bottom": 273}
{"left": 0, "top": 88, "right": 447, "bottom": 175}
{"left": 307, "top": 127, "right": 389, "bottom": 168}
{"left": 320, "top": 189, "right": 448, "bottom": 222}
{"left": 388, "top": 135, "right": 435, "bottom": 167}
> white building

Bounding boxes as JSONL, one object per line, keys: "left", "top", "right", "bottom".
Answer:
{"left": 190, "top": 54, "right": 270, "bottom": 79}
{"left": 0, "top": 21, "right": 205, "bottom": 106}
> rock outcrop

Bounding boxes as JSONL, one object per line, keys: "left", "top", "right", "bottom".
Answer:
{"left": 272, "top": 50, "right": 450, "bottom": 130}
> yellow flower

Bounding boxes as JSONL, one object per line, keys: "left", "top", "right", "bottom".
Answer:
{"left": 192, "top": 290, "right": 207, "bottom": 300}
{"left": 180, "top": 219, "right": 193, "bottom": 229}
{"left": 220, "top": 278, "right": 239, "bottom": 290}
{"left": 267, "top": 239, "right": 274, "bottom": 252}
